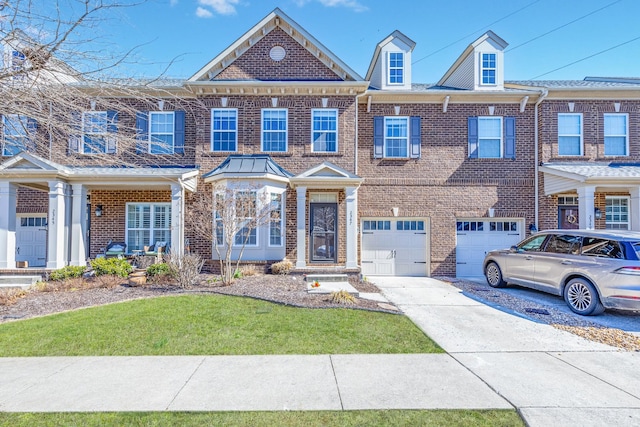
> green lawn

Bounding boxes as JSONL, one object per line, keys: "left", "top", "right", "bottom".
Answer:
{"left": 0, "top": 294, "right": 441, "bottom": 356}
{"left": 0, "top": 410, "right": 524, "bottom": 426}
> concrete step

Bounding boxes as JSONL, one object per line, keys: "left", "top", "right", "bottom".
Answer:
{"left": 0, "top": 275, "right": 42, "bottom": 289}
{"left": 306, "top": 280, "right": 359, "bottom": 297}
{"left": 305, "top": 274, "right": 349, "bottom": 283}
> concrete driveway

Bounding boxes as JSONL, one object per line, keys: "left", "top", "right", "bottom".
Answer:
{"left": 373, "top": 276, "right": 640, "bottom": 427}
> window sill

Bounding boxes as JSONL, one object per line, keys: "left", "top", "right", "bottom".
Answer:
{"left": 304, "top": 152, "right": 342, "bottom": 157}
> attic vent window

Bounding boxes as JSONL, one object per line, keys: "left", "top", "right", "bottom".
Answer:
{"left": 269, "top": 46, "right": 286, "bottom": 62}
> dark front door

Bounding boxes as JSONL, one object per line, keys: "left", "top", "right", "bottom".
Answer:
{"left": 559, "top": 206, "right": 579, "bottom": 229}
{"left": 310, "top": 203, "right": 337, "bottom": 263}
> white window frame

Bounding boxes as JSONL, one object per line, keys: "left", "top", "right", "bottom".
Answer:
{"left": 82, "top": 111, "right": 110, "bottom": 155}
{"left": 2, "top": 114, "right": 28, "bottom": 156}
{"left": 604, "top": 113, "right": 629, "bottom": 156}
{"left": 558, "top": 113, "right": 583, "bottom": 156}
{"left": 311, "top": 109, "right": 338, "bottom": 153}
{"left": 269, "top": 192, "right": 284, "bottom": 247}
{"left": 261, "top": 108, "right": 288, "bottom": 152}
{"left": 478, "top": 116, "right": 503, "bottom": 159}
{"left": 605, "top": 196, "right": 630, "bottom": 230}
{"left": 384, "top": 116, "right": 409, "bottom": 158}
{"left": 149, "top": 111, "right": 175, "bottom": 155}
{"left": 480, "top": 53, "right": 497, "bottom": 85}
{"left": 388, "top": 52, "right": 404, "bottom": 85}
{"left": 233, "top": 190, "right": 258, "bottom": 247}
{"left": 211, "top": 108, "right": 238, "bottom": 152}
{"left": 125, "top": 203, "right": 172, "bottom": 251}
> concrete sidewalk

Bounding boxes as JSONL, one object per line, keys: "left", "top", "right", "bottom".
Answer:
{"left": 0, "top": 354, "right": 510, "bottom": 412}
{"left": 374, "top": 276, "right": 640, "bottom": 427}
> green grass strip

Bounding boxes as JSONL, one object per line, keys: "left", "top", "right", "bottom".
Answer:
{"left": 0, "top": 410, "right": 524, "bottom": 427}
{"left": 0, "top": 294, "right": 441, "bottom": 356}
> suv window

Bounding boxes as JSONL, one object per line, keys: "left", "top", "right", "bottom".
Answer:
{"left": 518, "top": 234, "right": 547, "bottom": 252}
{"left": 581, "top": 237, "right": 624, "bottom": 259}
{"left": 545, "top": 234, "right": 581, "bottom": 254}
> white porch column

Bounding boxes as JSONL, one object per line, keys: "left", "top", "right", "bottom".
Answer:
{"left": 0, "top": 181, "right": 17, "bottom": 269}
{"left": 296, "top": 186, "right": 307, "bottom": 268}
{"left": 69, "top": 184, "right": 87, "bottom": 266}
{"left": 631, "top": 188, "right": 640, "bottom": 231}
{"left": 345, "top": 186, "right": 358, "bottom": 269}
{"left": 47, "top": 180, "right": 68, "bottom": 269}
{"left": 171, "top": 183, "right": 184, "bottom": 256}
{"left": 577, "top": 186, "right": 596, "bottom": 230}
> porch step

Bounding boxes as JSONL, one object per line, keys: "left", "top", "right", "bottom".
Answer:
{"left": 305, "top": 274, "right": 359, "bottom": 296}
{"left": 0, "top": 275, "right": 42, "bottom": 289}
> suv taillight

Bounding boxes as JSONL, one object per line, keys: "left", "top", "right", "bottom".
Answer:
{"left": 615, "top": 266, "right": 640, "bottom": 275}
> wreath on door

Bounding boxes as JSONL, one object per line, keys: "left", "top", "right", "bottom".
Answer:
{"left": 566, "top": 214, "right": 577, "bottom": 224}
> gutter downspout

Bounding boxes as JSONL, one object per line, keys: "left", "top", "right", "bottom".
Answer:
{"left": 534, "top": 89, "right": 548, "bottom": 232}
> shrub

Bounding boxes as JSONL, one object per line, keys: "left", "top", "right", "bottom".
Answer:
{"left": 271, "top": 259, "right": 293, "bottom": 275}
{"left": 90, "top": 257, "right": 133, "bottom": 278}
{"left": 168, "top": 253, "right": 204, "bottom": 288}
{"left": 147, "top": 263, "right": 172, "bottom": 277}
{"left": 240, "top": 265, "right": 258, "bottom": 277}
{"left": 0, "top": 288, "right": 28, "bottom": 306}
{"left": 329, "top": 290, "right": 357, "bottom": 305}
{"left": 49, "top": 265, "right": 86, "bottom": 282}
{"left": 36, "top": 277, "right": 86, "bottom": 292}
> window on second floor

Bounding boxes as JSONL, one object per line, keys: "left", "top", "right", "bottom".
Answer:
{"left": 211, "top": 109, "right": 238, "bottom": 152}
{"left": 311, "top": 109, "right": 338, "bottom": 153}
{"left": 604, "top": 113, "right": 628, "bottom": 156}
{"left": 558, "top": 113, "right": 583, "bottom": 156}
{"left": 481, "top": 53, "right": 496, "bottom": 85}
{"left": 136, "top": 110, "right": 185, "bottom": 155}
{"left": 2, "top": 114, "right": 36, "bottom": 156}
{"left": 262, "top": 109, "right": 287, "bottom": 152}
{"left": 388, "top": 52, "right": 404, "bottom": 85}
{"left": 373, "top": 116, "right": 421, "bottom": 159}
{"left": 468, "top": 116, "right": 516, "bottom": 159}
{"left": 82, "top": 111, "right": 117, "bottom": 154}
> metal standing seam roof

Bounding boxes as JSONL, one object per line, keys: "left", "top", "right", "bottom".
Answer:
{"left": 202, "top": 154, "right": 294, "bottom": 179}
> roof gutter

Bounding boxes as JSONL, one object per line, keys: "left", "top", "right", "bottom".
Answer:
{"left": 534, "top": 88, "right": 549, "bottom": 231}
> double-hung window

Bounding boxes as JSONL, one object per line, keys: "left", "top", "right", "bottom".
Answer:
{"left": 136, "top": 110, "right": 184, "bottom": 155}
{"left": 262, "top": 109, "right": 287, "bottom": 152}
{"left": 311, "top": 109, "right": 338, "bottom": 152}
{"left": 149, "top": 112, "right": 175, "bottom": 154}
{"left": 2, "top": 114, "right": 35, "bottom": 156}
{"left": 269, "top": 193, "right": 283, "bottom": 246}
{"left": 604, "top": 113, "right": 628, "bottom": 156}
{"left": 481, "top": 53, "right": 496, "bottom": 85}
{"left": 234, "top": 190, "right": 257, "bottom": 246}
{"left": 468, "top": 116, "right": 515, "bottom": 159}
{"left": 211, "top": 109, "right": 237, "bottom": 152}
{"left": 126, "top": 203, "right": 171, "bottom": 251}
{"left": 388, "top": 52, "right": 404, "bottom": 85}
{"left": 72, "top": 110, "right": 117, "bottom": 155}
{"left": 373, "top": 116, "right": 421, "bottom": 159}
{"left": 606, "top": 197, "right": 629, "bottom": 230}
{"left": 558, "top": 113, "right": 583, "bottom": 156}
{"left": 384, "top": 117, "right": 408, "bottom": 158}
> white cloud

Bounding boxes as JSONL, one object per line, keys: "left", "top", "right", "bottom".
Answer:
{"left": 198, "top": 0, "right": 240, "bottom": 16}
{"left": 308, "top": 0, "right": 368, "bottom": 12}
{"left": 195, "top": 6, "right": 213, "bottom": 18}
{"left": 170, "top": 0, "right": 178, "bottom": 6}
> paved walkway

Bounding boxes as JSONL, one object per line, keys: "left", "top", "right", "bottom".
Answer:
{"left": 1, "top": 276, "right": 639, "bottom": 427}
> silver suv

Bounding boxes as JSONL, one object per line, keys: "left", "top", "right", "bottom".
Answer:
{"left": 483, "top": 229, "right": 640, "bottom": 315}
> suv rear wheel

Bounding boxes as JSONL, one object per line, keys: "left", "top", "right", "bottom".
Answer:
{"left": 563, "top": 278, "right": 605, "bottom": 316}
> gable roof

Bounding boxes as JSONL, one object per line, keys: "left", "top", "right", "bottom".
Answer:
{"left": 290, "top": 161, "right": 363, "bottom": 188}
{"left": 437, "top": 30, "right": 507, "bottom": 88}
{"left": 365, "top": 30, "right": 416, "bottom": 81}
{"left": 188, "top": 8, "right": 363, "bottom": 82}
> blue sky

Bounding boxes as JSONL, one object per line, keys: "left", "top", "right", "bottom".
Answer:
{"left": 106, "top": 0, "right": 638, "bottom": 82}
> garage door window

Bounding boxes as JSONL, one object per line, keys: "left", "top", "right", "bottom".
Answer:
{"left": 397, "top": 220, "right": 424, "bottom": 231}
{"left": 21, "top": 217, "right": 47, "bottom": 227}
{"left": 457, "top": 221, "right": 484, "bottom": 231}
{"left": 363, "top": 220, "right": 390, "bottom": 230}
{"left": 490, "top": 221, "right": 518, "bottom": 232}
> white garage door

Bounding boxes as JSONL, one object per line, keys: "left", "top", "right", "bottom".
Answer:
{"left": 361, "top": 219, "right": 428, "bottom": 276}
{"left": 456, "top": 219, "right": 523, "bottom": 278}
{"left": 16, "top": 215, "right": 47, "bottom": 267}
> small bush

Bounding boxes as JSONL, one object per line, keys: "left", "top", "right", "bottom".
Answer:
{"left": 168, "top": 253, "right": 204, "bottom": 288}
{"left": 0, "top": 288, "right": 29, "bottom": 306}
{"left": 271, "top": 259, "right": 293, "bottom": 275}
{"left": 329, "top": 290, "right": 357, "bottom": 305}
{"left": 90, "top": 257, "right": 133, "bottom": 278}
{"left": 49, "top": 265, "right": 86, "bottom": 282}
{"left": 36, "top": 277, "right": 86, "bottom": 292}
{"left": 147, "top": 263, "right": 172, "bottom": 277}
{"left": 240, "top": 265, "right": 258, "bottom": 277}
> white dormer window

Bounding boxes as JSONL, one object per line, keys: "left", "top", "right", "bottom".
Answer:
{"left": 481, "top": 53, "right": 496, "bottom": 85}
{"left": 388, "top": 52, "right": 404, "bottom": 85}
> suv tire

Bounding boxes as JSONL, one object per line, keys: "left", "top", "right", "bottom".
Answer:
{"left": 563, "top": 278, "right": 605, "bottom": 316}
{"left": 485, "top": 262, "right": 507, "bottom": 288}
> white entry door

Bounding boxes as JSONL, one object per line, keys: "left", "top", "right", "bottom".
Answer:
{"left": 361, "top": 219, "right": 428, "bottom": 276}
{"left": 456, "top": 219, "right": 523, "bottom": 278}
{"left": 16, "top": 215, "right": 47, "bottom": 267}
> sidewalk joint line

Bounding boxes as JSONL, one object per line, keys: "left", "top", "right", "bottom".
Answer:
{"left": 329, "top": 355, "right": 345, "bottom": 410}
{"left": 165, "top": 356, "right": 207, "bottom": 410}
